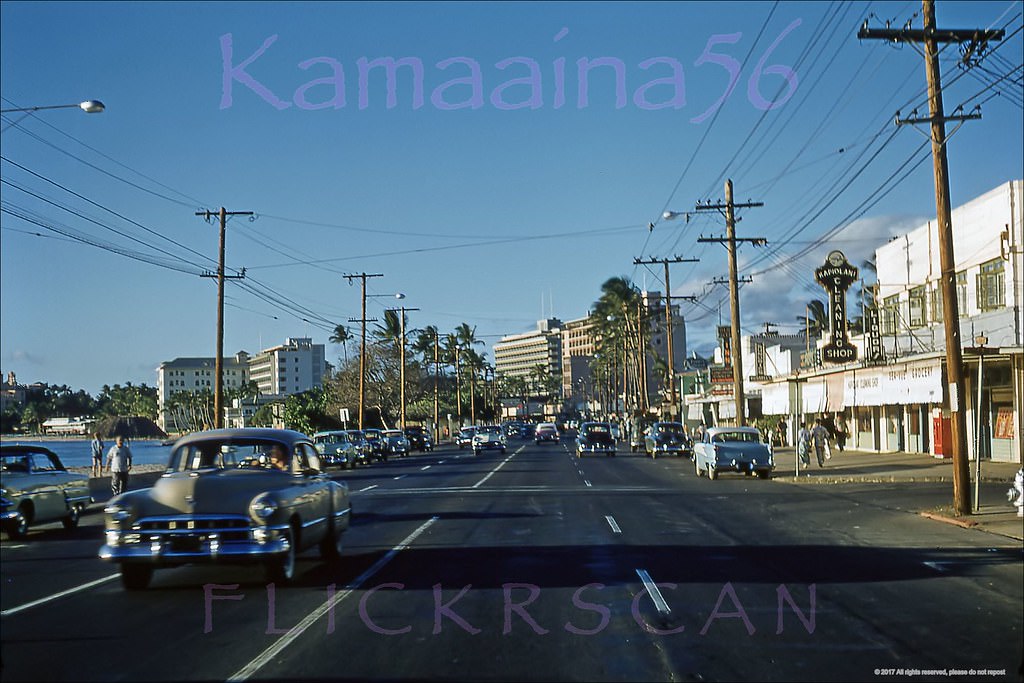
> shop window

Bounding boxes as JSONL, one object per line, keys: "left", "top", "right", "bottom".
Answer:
{"left": 977, "top": 258, "right": 1005, "bottom": 311}
{"left": 929, "top": 283, "right": 943, "bottom": 323}
{"left": 956, "top": 271, "right": 968, "bottom": 312}
{"left": 882, "top": 295, "right": 899, "bottom": 335}
{"left": 909, "top": 286, "right": 925, "bottom": 328}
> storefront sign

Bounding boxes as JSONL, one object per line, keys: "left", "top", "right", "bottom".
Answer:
{"left": 717, "top": 325, "right": 732, "bottom": 366}
{"left": 865, "top": 308, "right": 884, "bottom": 365}
{"left": 815, "top": 250, "right": 859, "bottom": 364}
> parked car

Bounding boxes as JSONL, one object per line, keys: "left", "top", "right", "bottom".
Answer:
{"left": 404, "top": 425, "right": 434, "bottom": 452}
{"left": 456, "top": 426, "right": 478, "bottom": 450}
{"left": 383, "top": 429, "right": 410, "bottom": 457}
{"left": 313, "top": 430, "right": 356, "bottom": 469}
{"left": 344, "top": 430, "right": 373, "bottom": 466}
{"left": 1, "top": 444, "right": 93, "bottom": 540}
{"left": 534, "top": 422, "right": 559, "bottom": 444}
{"left": 98, "top": 428, "right": 351, "bottom": 589}
{"left": 643, "top": 421, "right": 693, "bottom": 459}
{"left": 522, "top": 423, "right": 536, "bottom": 439}
{"left": 362, "top": 428, "right": 388, "bottom": 462}
{"left": 575, "top": 422, "right": 616, "bottom": 457}
{"left": 472, "top": 425, "right": 507, "bottom": 455}
{"left": 692, "top": 426, "right": 774, "bottom": 480}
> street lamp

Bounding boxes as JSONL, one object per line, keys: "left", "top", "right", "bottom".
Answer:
{"left": 1, "top": 100, "right": 105, "bottom": 114}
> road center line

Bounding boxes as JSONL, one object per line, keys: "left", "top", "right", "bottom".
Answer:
{"left": 393, "top": 474, "right": 406, "bottom": 480}
{"left": 636, "top": 568, "right": 672, "bottom": 615}
{"left": 228, "top": 515, "right": 439, "bottom": 682}
{"left": 471, "top": 448, "right": 519, "bottom": 489}
{"left": 1, "top": 573, "right": 120, "bottom": 617}
{"left": 358, "top": 484, "right": 378, "bottom": 492}
{"left": 605, "top": 516, "right": 622, "bottom": 533}
{"left": 420, "top": 465, "right": 431, "bottom": 471}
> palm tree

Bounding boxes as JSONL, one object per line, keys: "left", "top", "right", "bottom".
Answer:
{"left": 800, "top": 299, "right": 828, "bottom": 338}
{"left": 592, "top": 277, "right": 643, "bottom": 413}
{"left": 330, "top": 324, "right": 354, "bottom": 364}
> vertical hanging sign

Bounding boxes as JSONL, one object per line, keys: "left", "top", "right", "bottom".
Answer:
{"left": 815, "top": 250, "right": 859, "bottom": 364}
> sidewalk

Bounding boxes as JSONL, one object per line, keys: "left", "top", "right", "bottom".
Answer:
{"left": 773, "top": 446, "right": 1024, "bottom": 541}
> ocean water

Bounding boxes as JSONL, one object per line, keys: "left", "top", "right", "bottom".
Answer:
{"left": 0, "top": 438, "right": 173, "bottom": 470}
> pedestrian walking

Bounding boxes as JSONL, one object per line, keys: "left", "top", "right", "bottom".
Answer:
{"left": 106, "top": 435, "right": 133, "bottom": 496}
{"left": 797, "top": 422, "right": 811, "bottom": 469}
{"left": 90, "top": 432, "right": 105, "bottom": 478}
{"left": 834, "top": 414, "right": 849, "bottom": 452}
{"left": 810, "top": 418, "right": 830, "bottom": 467}
{"left": 777, "top": 419, "right": 788, "bottom": 447}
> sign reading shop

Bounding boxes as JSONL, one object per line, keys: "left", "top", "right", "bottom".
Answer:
{"left": 815, "top": 250, "right": 858, "bottom": 364}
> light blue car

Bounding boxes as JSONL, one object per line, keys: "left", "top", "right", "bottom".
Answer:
{"left": 693, "top": 426, "right": 774, "bottom": 480}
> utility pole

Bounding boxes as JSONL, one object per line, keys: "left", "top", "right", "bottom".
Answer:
{"left": 695, "top": 180, "right": 765, "bottom": 426}
{"left": 434, "top": 329, "right": 441, "bottom": 438}
{"left": 858, "top": 0, "right": 1003, "bottom": 516}
{"left": 197, "top": 207, "right": 251, "bottom": 429}
{"left": 386, "top": 306, "right": 419, "bottom": 429}
{"left": 344, "top": 273, "right": 383, "bottom": 430}
{"left": 634, "top": 256, "right": 699, "bottom": 421}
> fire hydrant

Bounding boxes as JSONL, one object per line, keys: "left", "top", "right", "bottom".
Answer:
{"left": 1008, "top": 467, "right": 1024, "bottom": 518}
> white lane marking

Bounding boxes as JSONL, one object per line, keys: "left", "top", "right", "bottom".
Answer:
{"left": 1, "top": 573, "right": 120, "bottom": 617}
{"left": 420, "top": 465, "right": 431, "bottom": 471}
{"left": 471, "top": 448, "right": 520, "bottom": 489}
{"left": 228, "top": 516, "right": 439, "bottom": 682}
{"left": 605, "top": 516, "right": 622, "bottom": 534}
{"left": 393, "top": 474, "right": 406, "bottom": 480}
{"left": 584, "top": 480, "right": 592, "bottom": 487}
{"left": 358, "top": 484, "right": 378, "bottom": 492}
{"left": 923, "top": 561, "right": 950, "bottom": 573}
{"left": 636, "top": 569, "right": 672, "bottom": 615}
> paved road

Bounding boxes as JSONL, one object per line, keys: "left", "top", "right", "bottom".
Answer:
{"left": 1, "top": 439, "right": 1020, "bottom": 682}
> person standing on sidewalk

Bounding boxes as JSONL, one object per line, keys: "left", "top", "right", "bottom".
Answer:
{"left": 105, "top": 435, "right": 133, "bottom": 496}
{"left": 797, "top": 422, "right": 811, "bottom": 469}
{"left": 90, "top": 432, "right": 105, "bottom": 478}
{"left": 834, "top": 414, "right": 849, "bottom": 452}
{"left": 810, "top": 418, "right": 830, "bottom": 468}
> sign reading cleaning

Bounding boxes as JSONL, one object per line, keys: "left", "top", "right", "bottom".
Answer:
{"left": 815, "top": 250, "right": 859, "bottom": 364}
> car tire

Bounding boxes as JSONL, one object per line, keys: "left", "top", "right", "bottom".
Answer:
{"left": 708, "top": 465, "right": 718, "bottom": 480}
{"left": 5, "top": 506, "right": 29, "bottom": 540}
{"left": 267, "top": 525, "right": 298, "bottom": 584}
{"left": 319, "top": 521, "right": 345, "bottom": 564}
{"left": 757, "top": 470, "right": 771, "bottom": 480}
{"left": 62, "top": 504, "right": 81, "bottom": 531}
{"left": 120, "top": 564, "right": 154, "bottom": 590}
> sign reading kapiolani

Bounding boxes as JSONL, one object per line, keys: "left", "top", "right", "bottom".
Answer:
{"left": 814, "top": 250, "right": 859, "bottom": 364}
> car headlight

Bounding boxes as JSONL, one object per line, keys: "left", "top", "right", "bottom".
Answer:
{"left": 249, "top": 494, "right": 278, "bottom": 520}
{"left": 104, "top": 502, "right": 134, "bottom": 524}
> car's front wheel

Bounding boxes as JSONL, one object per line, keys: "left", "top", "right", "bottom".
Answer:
{"left": 120, "top": 564, "right": 154, "bottom": 590}
{"left": 4, "top": 505, "right": 29, "bottom": 540}
{"left": 62, "top": 504, "right": 81, "bottom": 531}
{"left": 267, "top": 525, "right": 297, "bottom": 584}
{"left": 319, "top": 521, "right": 345, "bottom": 564}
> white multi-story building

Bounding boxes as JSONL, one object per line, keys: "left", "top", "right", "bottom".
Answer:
{"left": 248, "top": 337, "right": 326, "bottom": 398}
{"left": 156, "top": 352, "right": 251, "bottom": 431}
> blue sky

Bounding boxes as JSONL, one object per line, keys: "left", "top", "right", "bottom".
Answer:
{"left": 2, "top": 1, "right": 1022, "bottom": 396}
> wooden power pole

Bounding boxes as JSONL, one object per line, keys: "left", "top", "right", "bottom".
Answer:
{"left": 344, "top": 273, "right": 383, "bottom": 430}
{"left": 633, "top": 255, "right": 699, "bottom": 420}
{"left": 197, "top": 207, "right": 251, "bottom": 429}
{"left": 858, "top": 0, "right": 1003, "bottom": 515}
{"left": 695, "top": 180, "right": 765, "bottom": 426}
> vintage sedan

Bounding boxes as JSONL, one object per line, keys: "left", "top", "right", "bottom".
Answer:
{"left": 362, "top": 428, "right": 388, "bottom": 462}
{"left": 98, "top": 428, "right": 351, "bottom": 590}
{"left": 472, "top": 425, "right": 507, "bottom": 455}
{"left": 575, "top": 422, "right": 616, "bottom": 457}
{"left": 643, "top": 421, "right": 693, "bottom": 459}
{"left": 404, "top": 425, "right": 433, "bottom": 452}
{"left": 1, "top": 444, "right": 93, "bottom": 540}
{"left": 313, "top": 430, "right": 356, "bottom": 469}
{"left": 383, "top": 429, "right": 410, "bottom": 457}
{"left": 693, "top": 426, "right": 774, "bottom": 480}
{"left": 456, "top": 426, "right": 478, "bottom": 450}
{"left": 344, "top": 430, "right": 373, "bottom": 466}
{"left": 534, "top": 422, "right": 560, "bottom": 444}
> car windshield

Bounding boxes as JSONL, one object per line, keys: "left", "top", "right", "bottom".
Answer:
{"left": 584, "top": 424, "right": 610, "bottom": 435}
{"left": 711, "top": 431, "right": 762, "bottom": 444}
{"left": 167, "top": 438, "right": 306, "bottom": 472}
{"left": 656, "top": 424, "right": 686, "bottom": 438}
{"left": 479, "top": 426, "right": 501, "bottom": 435}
